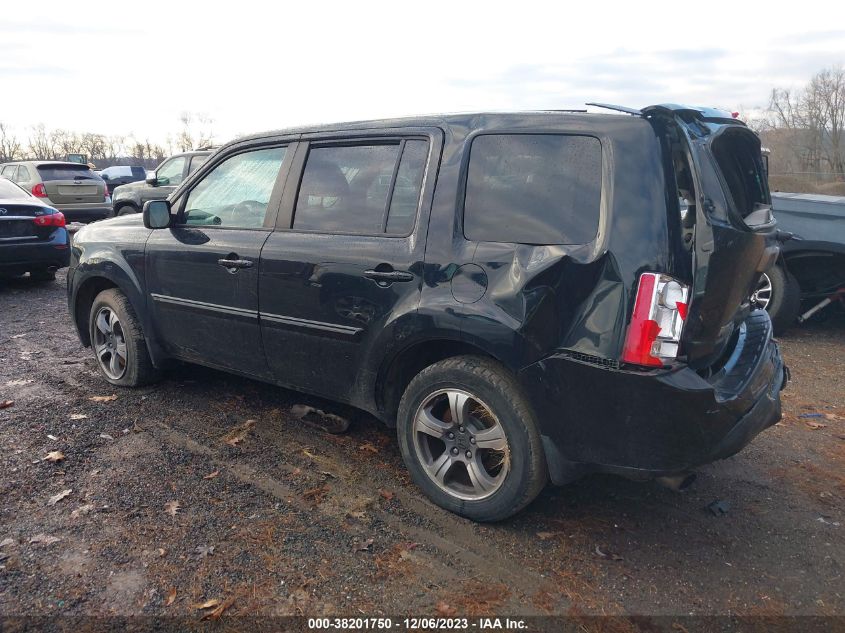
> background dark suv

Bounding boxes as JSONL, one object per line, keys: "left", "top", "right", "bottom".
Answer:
{"left": 67, "top": 107, "right": 785, "bottom": 521}
{"left": 111, "top": 149, "right": 212, "bottom": 216}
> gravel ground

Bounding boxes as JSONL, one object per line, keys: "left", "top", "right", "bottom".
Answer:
{"left": 0, "top": 270, "right": 843, "bottom": 621}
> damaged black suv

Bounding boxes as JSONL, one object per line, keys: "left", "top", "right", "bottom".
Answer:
{"left": 67, "top": 104, "right": 786, "bottom": 521}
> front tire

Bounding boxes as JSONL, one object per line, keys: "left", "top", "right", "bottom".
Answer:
{"left": 88, "top": 288, "right": 158, "bottom": 386}
{"left": 116, "top": 204, "right": 138, "bottom": 217}
{"left": 397, "top": 356, "right": 547, "bottom": 522}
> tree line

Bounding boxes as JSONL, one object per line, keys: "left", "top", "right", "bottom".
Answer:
{"left": 753, "top": 65, "right": 845, "bottom": 195}
{"left": 0, "top": 112, "right": 215, "bottom": 169}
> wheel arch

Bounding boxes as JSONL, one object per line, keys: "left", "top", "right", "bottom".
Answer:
{"left": 71, "top": 270, "right": 167, "bottom": 367}
{"left": 374, "top": 335, "right": 509, "bottom": 426}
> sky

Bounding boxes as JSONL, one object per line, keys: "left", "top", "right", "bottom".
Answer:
{"left": 1, "top": 0, "right": 843, "bottom": 146}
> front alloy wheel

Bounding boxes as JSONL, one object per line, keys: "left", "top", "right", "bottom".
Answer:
{"left": 93, "top": 307, "right": 127, "bottom": 380}
{"left": 412, "top": 389, "right": 510, "bottom": 501}
{"left": 752, "top": 272, "right": 773, "bottom": 310}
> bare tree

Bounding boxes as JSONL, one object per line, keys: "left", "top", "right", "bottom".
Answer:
{"left": 767, "top": 65, "right": 845, "bottom": 180}
{"left": 177, "top": 111, "right": 214, "bottom": 151}
{"left": 0, "top": 123, "right": 23, "bottom": 162}
{"left": 27, "top": 124, "right": 55, "bottom": 160}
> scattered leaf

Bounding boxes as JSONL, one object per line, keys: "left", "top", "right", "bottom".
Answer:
{"left": 99, "top": 433, "right": 114, "bottom": 441}
{"left": 594, "top": 545, "right": 623, "bottom": 561}
{"left": 355, "top": 538, "right": 374, "bottom": 552}
{"left": 48, "top": 489, "right": 72, "bottom": 505}
{"left": 5, "top": 379, "right": 31, "bottom": 386}
{"left": 89, "top": 395, "right": 118, "bottom": 402}
{"left": 132, "top": 422, "right": 144, "bottom": 433}
{"left": 823, "top": 413, "right": 842, "bottom": 421}
{"left": 0, "top": 538, "right": 14, "bottom": 548}
{"left": 359, "top": 442, "right": 379, "bottom": 454}
{"left": 202, "top": 596, "right": 236, "bottom": 620}
{"left": 46, "top": 434, "right": 58, "bottom": 441}
{"left": 222, "top": 420, "right": 255, "bottom": 446}
{"left": 203, "top": 470, "right": 220, "bottom": 480}
{"left": 0, "top": 400, "right": 14, "bottom": 410}
{"left": 29, "top": 534, "right": 61, "bottom": 545}
{"left": 165, "top": 587, "right": 177, "bottom": 606}
{"left": 194, "top": 598, "right": 221, "bottom": 610}
{"left": 70, "top": 414, "right": 88, "bottom": 420}
{"left": 378, "top": 489, "right": 395, "bottom": 501}
{"left": 195, "top": 545, "right": 215, "bottom": 558}
{"left": 10, "top": 333, "right": 26, "bottom": 339}
{"left": 158, "top": 548, "right": 167, "bottom": 557}
{"left": 302, "top": 448, "right": 316, "bottom": 459}
{"left": 537, "top": 531, "right": 564, "bottom": 540}
{"left": 303, "top": 485, "right": 329, "bottom": 503}
{"left": 805, "top": 421, "right": 827, "bottom": 430}
{"left": 43, "top": 451, "right": 65, "bottom": 463}
{"left": 436, "top": 601, "right": 458, "bottom": 617}
{"left": 70, "top": 504, "right": 94, "bottom": 519}
{"left": 163, "top": 501, "right": 181, "bottom": 516}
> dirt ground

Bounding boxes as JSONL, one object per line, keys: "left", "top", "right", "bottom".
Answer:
{"left": 1, "top": 270, "right": 843, "bottom": 623}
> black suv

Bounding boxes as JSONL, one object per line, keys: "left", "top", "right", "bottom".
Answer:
{"left": 111, "top": 150, "right": 212, "bottom": 216}
{"left": 67, "top": 106, "right": 786, "bottom": 521}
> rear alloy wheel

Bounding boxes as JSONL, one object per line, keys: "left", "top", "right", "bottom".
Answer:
{"left": 397, "top": 356, "right": 547, "bottom": 521}
{"left": 754, "top": 265, "right": 800, "bottom": 335}
{"left": 88, "top": 288, "right": 158, "bottom": 386}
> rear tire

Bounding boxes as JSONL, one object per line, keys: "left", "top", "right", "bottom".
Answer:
{"left": 88, "top": 288, "right": 159, "bottom": 386}
{"left": 397, "top": 355, "right": 547, "bottom": 522}
{"left": 30, "top": 269, "right": 56, "bottom": 282}
{"left": 116, "top": 205, "right": 138, "bottom": 217}
{"left": 761, "top": 265, "right": 801, "bottom": 335}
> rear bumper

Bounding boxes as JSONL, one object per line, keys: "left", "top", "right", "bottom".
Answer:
{"left": 51, "top": 203, "right": 113, "bottom": 222}
{"left": 0, "top": 230, "right": 71, "bottom": 273}
{"left": 520, "top": 310, "right": 785, "bottom": 484}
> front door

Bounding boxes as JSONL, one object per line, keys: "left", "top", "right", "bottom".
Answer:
{"left": 145, "top": 143, "right": 291, "bottom": 377}
{"left": 259, "top": 133, "right": 438, "bottom": 402}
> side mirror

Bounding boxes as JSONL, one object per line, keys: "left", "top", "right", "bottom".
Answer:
{"left": 145, "top": 170, "right": 158, "bottom": 186}
{"left": 143, "top": 200, "right": 172, "bottom": 229}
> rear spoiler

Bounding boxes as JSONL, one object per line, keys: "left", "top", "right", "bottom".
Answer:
{"left": 587, "top": 102, "right": 745, "bottom": 125}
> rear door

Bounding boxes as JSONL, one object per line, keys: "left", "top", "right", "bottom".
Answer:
{"left": 258, "top": 130, "right": 439, "bottom": 401}
{"left": 144, "top": 142, "right": 293, "bottom": 377}
{"left": 37, "top": 164, "right": 106, "bottom": 205}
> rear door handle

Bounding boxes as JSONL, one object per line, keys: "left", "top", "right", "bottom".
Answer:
{"left": 217, "top": 258, "right": 254, "bottom": 270}
{"left": 363, "top": 269, "right": 414, "bottom": 285}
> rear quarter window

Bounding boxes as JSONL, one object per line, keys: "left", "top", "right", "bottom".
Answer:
{"left": 36, "top": 165, "right": 98, "bottom": 181}
{"left": 463, "top": 134, "right": 602, "bottom": 245}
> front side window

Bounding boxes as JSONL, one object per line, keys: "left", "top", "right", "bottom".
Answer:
{"left": 183, "top": 146, "right": 286, "bottom": 229}
{"left": 464, "top": 134, "right": 602, "bottom": 245}
{"left": 156, "top": 156, "right": 186, "bottom": 186}
{"left": 2, "top": 165, "right": 18, "bottom": 179}
{"left": 293, "top": 140, "right": 429, "bottom": 235}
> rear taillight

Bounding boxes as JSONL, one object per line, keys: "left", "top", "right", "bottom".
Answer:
{"left": 31, "top": 183, "right": 47, "bottom": 198}
{"left": 622, "top": 272, "right": 689, "bottom": 367}
{"left": 33, "top": 211, "right": 66, "bottom": 228}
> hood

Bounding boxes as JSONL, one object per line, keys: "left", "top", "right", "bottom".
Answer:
{"left": 113, "top": 180, "right": 150, "bottom": 196}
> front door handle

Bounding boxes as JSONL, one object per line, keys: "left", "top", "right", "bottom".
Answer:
{"left": 363, "top": 269, "right": 414, "bottom": 285}
{"left": 217, "top": 258, "right": 254, "bottom": 270}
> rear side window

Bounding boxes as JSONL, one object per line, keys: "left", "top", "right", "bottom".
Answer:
{"left": 188, "top": 154, "right": 208, "bottom": 174}
{"left": 16, "top": 166, "right": 31, "bottom": 182}
{"left": 293, "top": 140, "right": 428, "bottom": 235}
{"left": 36, "top": 165, "right": 97, "bottom": 181}
{"left": 464, "top": 134, "right": 602, "bottom": 245}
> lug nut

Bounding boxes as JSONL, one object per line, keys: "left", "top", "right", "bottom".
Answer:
{"left": 469, "top": 437, "right": 476, "bottom": 444}
{"left": 451, "top": 447, "right": 459, "bottom": 455}
{"left": 465, "top": 451, "right": 472, "bottom": 459}
{"left": 459, "top": 426, "right": 465, "bottom": 432}
{"left": 448, "top": 432, "right": 455, "bottom": 439}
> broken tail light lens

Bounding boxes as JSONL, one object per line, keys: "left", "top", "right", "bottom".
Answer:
{"left": 622, "top": 272, "right": 689, "bottom": 367}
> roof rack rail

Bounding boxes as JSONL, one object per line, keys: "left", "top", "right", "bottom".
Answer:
{"left": 585, "top": 102, "right": 642, "bottom": 116}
